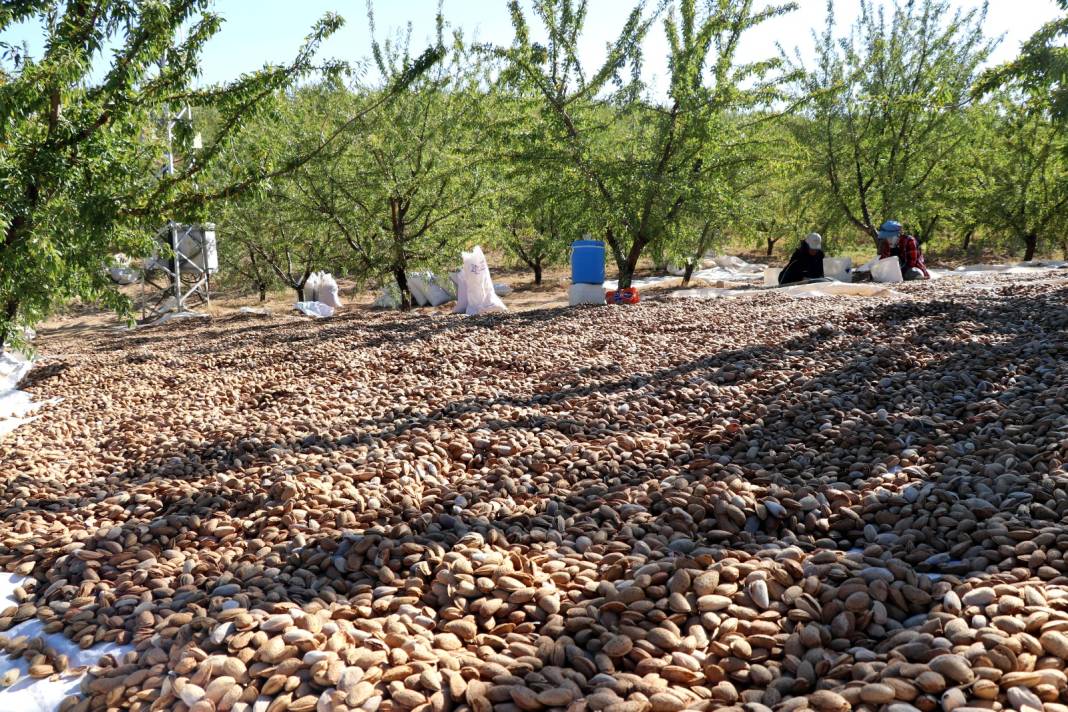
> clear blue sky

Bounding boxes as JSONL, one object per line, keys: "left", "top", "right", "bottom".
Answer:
{"left": 192, "top": 0, "right": 1063, "bottom": 91}
{"left": 3, "top": 0, "right": 1062, "bottom": 92}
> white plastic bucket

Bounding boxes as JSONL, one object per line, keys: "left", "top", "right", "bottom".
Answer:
{"left": 871, "top": 257, "right": 904, "bottom": 283}
{"left": 823, "top": 257, "right": 852, "bottom": 282}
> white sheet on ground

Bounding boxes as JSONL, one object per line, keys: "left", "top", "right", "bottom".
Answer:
{"left": 238, "top": 307, "right": 271, "bottom": 316}
{"left": 671, "top": 282, "right": 901, "bottom": 300}
{"left": 0, "top": 351, "right": 49, "bottom": 440}
{"left": 606, "top": 255, "right": 765, "bottom": 289}
{"left": 956, "top": 261, "right": 1068, "bottom": 274}
{"left": 0, "top": 573, "right": 134, "bottom": 712}
{"left": 295, "top": 302, "right": 334, "bottom": 318}
{"left": 149, "top": 310, "right": 209, "bottom": 326}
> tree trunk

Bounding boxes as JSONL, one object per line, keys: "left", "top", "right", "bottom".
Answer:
{"left": 962, "top": 229, "right": 974, "bottom": 251}
{"left": 682, "top": 261, "right": 695, "bottom": 287}
{"left": 258, "top": 285, "right": 267, "bottom": 302}
{"left": 617, "top": 235, "right": 647, "bottom": 290}
{"left": 393, "top": 268, "right": 412, "bottom": 310}
{"left": 1061, "top": 238, "right": 1067, "bottom": 261}
{"left": 766, "top": 237, "right": 777, "bottom": 257}
{"left": 295, "top": 286, "right": 305, "bottom": 302}
{"left": 533, "top": 259, "right": 543, "bottom": 287}
{"left": 1024, "top": 233, "right": 1038, "bottom": 262}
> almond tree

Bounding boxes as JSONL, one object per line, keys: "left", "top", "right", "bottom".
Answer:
{"left": 793, "top": 0, "right": 994, "bottom": 244}
{"left": 0, "top": 1, "right": 346, "bottom": 349}
{"left": 501, "top": 0, "right": 795, "bottom": 288}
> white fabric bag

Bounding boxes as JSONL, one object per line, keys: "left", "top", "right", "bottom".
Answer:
{"left": 463, "top": 247, "right": 507, "bottom": 315}
{"left": 871, "top": 257, "right": 904, "bottom": 284}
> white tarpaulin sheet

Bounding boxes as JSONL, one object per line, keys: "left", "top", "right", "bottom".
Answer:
{"left": 0, "top": 573, "right": 133, "bottom": 712}
{"left": 671, "top": 282, "right": 902, "bottom": 301}
{"left": 606, "top": 256, "right": 765, "bottom": 290}
{"left": 955, "top": 261, "right": 1068, "bottom": 275}
{"left": 0, "top": 351, "right": 58, "bottom": 440}
{"left": 295, "top": 302, "right": 335, "bottom": 318}
{"left": 148, "top": 310, "right": 209, "bottom": 326}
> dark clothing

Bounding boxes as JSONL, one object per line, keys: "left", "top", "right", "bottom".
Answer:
{"left": 779, "top": 245, "right": 825, "bottom": 285}
{"left": 878, "top": 234, "right": 929, "bottom": 278}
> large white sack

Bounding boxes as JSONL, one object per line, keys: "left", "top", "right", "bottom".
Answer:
{"left": 317, "top": 272, "right": 343, "bottom": 308}
{"left": 304, "top": 272, "right": 319, "bottom": 301}
{"left": 425, "top": 281, "right": 454, "bottom": 307}
{"left": 569, "top": 283, "right": 606, "bottom": 306}
{"left": 872, "top": 257, "right": 904, "bottom": 283}
{"left": 452, "top": 267, "right": 468, "bottom": 314}
{"left": 372, "top": 285, "right": 402, "bottom": 309}
{"left": 763, "top": 267, "right": 782, "bottom": 287}
{"left": 493, "top": 283, "right": 513, "bottom": 297}
{"left": 305, "top": 272, "right": 342, "bottom": 307}
{"left": 406, "top": 273, "right": 432, "bottom": 306}
{"left": 463, "top": 246, "right": 507, "bottom": 316}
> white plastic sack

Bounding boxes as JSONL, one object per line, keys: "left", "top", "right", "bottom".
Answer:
{"left": 305, "top": 272, "right": 342, "bottom": 308}
{"left": 425, "top": 282, "right": 453, "bottom": 307}
{"left": 823, "top": 257, "right": 852, "bottom": 282}
{"left": 372, "top": 285, "right": 402, "bottom": 310}
{"left": 452, "top": 268, "right": 468, "bottom": 314}
{"left": 763, "top": 268, "right": 782, "bottom": 287}
{"left": 406, "top": 273, "right": 432, "bottom": 307}
{"left": 493, "top": 283, "right": 513, "bottom": 297}
{"left": 108, "top": 266, "right": 138, "bottom": 285}
{"left": 295, "top": 301, "right": 334, "bottom": 318}
{"left": 462, "top": 246, "right": 507, "bottom": 316}
{"left": 871, "top": 257, "right": 904, "bottom": 284}
{"left": 569, "top": 283, "right": 606, "bottom": 306}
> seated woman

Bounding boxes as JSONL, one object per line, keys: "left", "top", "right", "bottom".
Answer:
{"left": 778, "top": 233, "right": 827, "bottom": 285}
{"left": 877, "top": 220, "right": 929, "bottom": 280}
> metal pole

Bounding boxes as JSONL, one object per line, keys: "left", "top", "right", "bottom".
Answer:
{"left": 166, "top": 106, "right": 182, "bottom": 313}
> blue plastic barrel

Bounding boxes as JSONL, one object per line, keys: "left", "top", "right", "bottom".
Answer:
{"left": 571, "top": 240, "right": 606, "bottom": 284}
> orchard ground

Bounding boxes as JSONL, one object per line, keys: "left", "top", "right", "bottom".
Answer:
{"left": 4, "top": 264, "right": 1068, "bottom": 711}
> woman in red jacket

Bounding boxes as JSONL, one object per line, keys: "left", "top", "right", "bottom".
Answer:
{"left": 877, "top": 220, "right": 929, "bottom": 280}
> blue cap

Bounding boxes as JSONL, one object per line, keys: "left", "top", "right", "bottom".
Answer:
{"left": 878, "top": 220, "right": 902, "bottom": 240}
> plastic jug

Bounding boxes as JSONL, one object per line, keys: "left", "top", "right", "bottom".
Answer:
{"left": 571, "top": 240, "right": 606, "bottom": 284}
